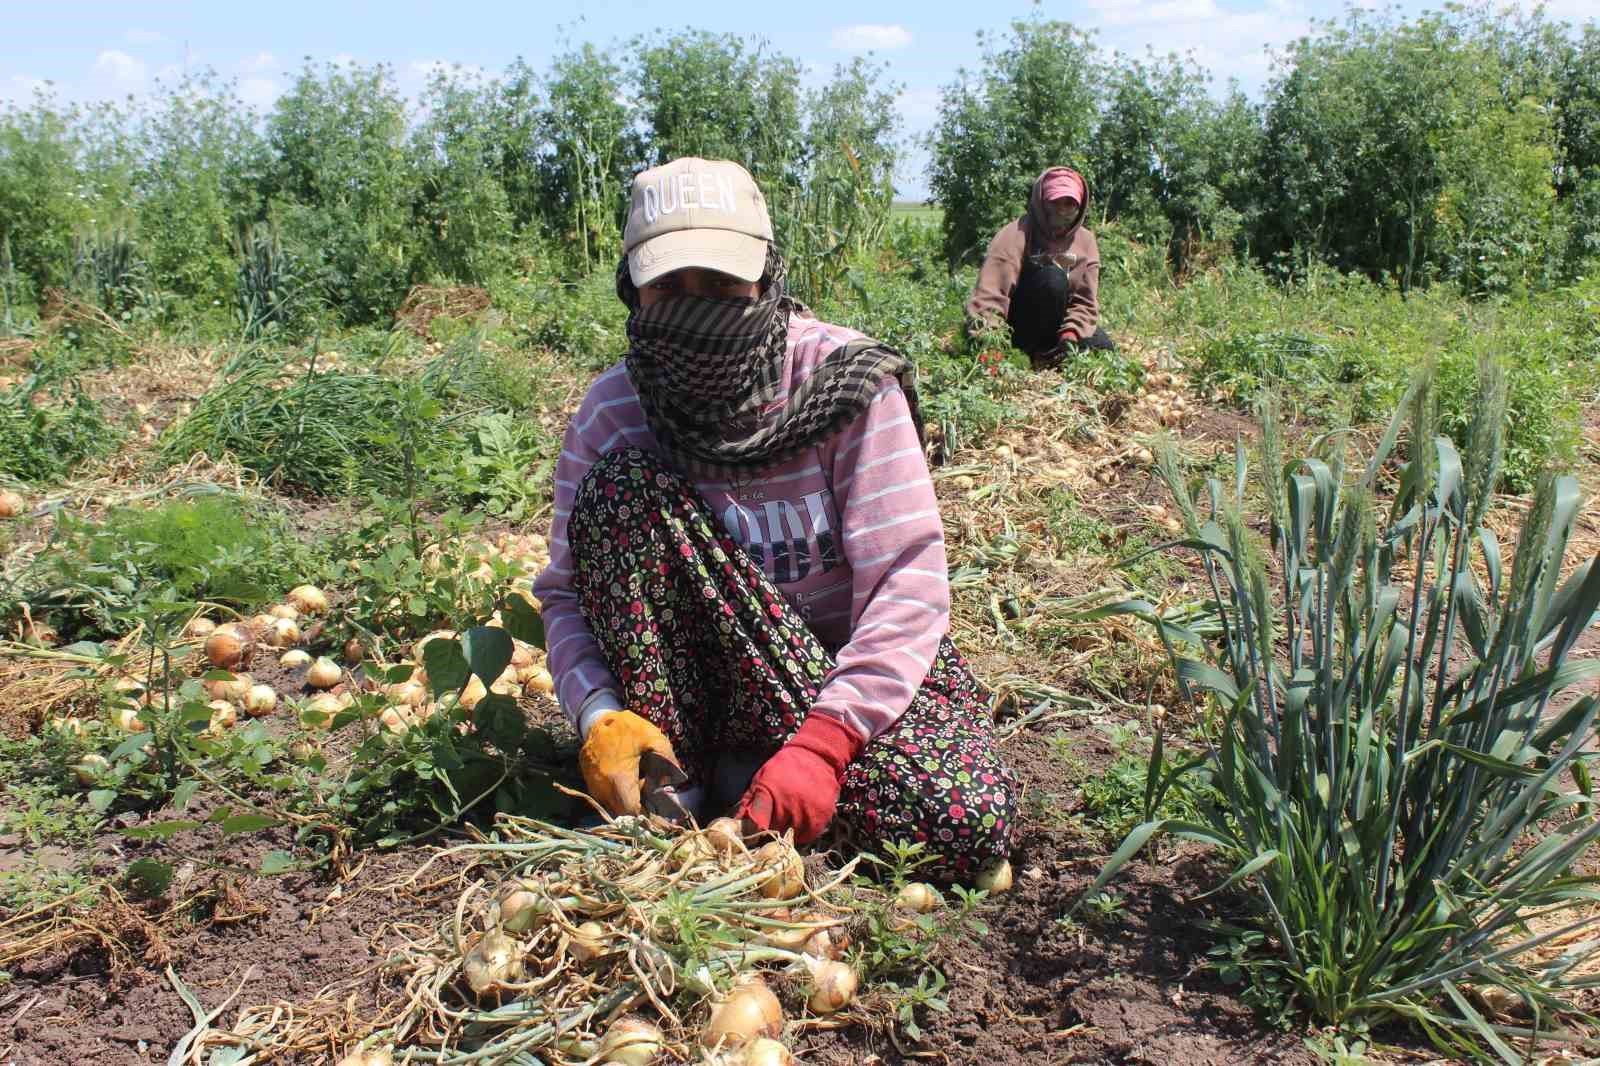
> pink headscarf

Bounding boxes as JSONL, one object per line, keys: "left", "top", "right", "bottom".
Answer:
{"left": 1041, "top": 169, "right": 1085, "bottom": 205}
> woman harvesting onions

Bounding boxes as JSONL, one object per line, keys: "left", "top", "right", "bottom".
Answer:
{"left": 532, "top": 157, "right": 1016, "bottom": 880}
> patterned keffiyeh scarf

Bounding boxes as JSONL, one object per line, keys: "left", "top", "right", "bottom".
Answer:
{"left": 617, "top": 247, "right": 923, "bottom": 471}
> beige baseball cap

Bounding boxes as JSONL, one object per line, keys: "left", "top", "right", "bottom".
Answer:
{"left": 624, "top": 157, "right": 773, "bottom": 287}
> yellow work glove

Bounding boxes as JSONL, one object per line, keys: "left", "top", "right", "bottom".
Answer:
{"left": 578, "top": 710, "right": 679, "bottom": 816}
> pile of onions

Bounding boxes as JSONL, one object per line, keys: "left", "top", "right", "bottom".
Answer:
{"left": 702, "top": 977, "right": 783, "bottom": 1049}
{"left": 306, "top": 657, "right": 341, "bottom": 690}
{"left": 0, "top": 489, "right": 25, "bottom": 518}
{"left": 599, "top": 1016, "right": 665, "bottom": 1066}
{"left": 287, "top": 584, "right": 328, "bottom": 614}
{"left": 204, "top": 624, "right": 255, "bottom": 670}
{"left": 462, "top": 930, "right": 524, "bottom": 997}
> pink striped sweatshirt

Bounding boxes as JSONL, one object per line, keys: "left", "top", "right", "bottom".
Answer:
{"left": 532, "top": 313, "right": 950, "bottom": 748}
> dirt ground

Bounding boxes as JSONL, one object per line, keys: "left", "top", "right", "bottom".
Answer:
{"left": 3, "top": 353, "right": 1597, "bottom": 1065}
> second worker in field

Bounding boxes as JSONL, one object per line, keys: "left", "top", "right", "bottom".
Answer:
{"left": 967, "top": 165, "right": 1115, "bottom": 369}
{"left": 532, "top": 156, "right": 1017, "bottom": 883}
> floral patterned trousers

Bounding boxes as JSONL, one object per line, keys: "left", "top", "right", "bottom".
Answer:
{"left": 568, "top": 448, "right": 1017, "bottom": 880}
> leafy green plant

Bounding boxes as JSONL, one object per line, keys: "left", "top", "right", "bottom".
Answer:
{"left": 1087, "top": 364, "right": 1600, "bottom": 1059}
{"left": 0, "top": 367, "right": 112, "bottom": 482}
{"left": 234, "top": 223, "right": 307, "bottom": 339}
{"left": 9, "top": 493, "right": 318, "bottom": 639}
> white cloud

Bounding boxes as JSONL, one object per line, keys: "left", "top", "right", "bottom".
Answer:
{"left": 94, "top": 49, "right": 147, "bottom": 84}
{"left": 238, "top": 77, "right": 280, "bottom": 109}
{"left": 830, "top": 24, "right": 913, "bottom": 51}
{"left": 1087, "top": 0, "right": 1311, "bottom": 93}
{"left": 240, "top": 51, "right": 277, "bottom": 73}
{"left": 1088, "top": 0, "right": 1220, "bottom": 28}
{"left": 125, "top": 28, "right": 163, "bottom": 45}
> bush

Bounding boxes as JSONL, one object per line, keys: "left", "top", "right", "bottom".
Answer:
{"left": 0, "top": 369, "right": 113, "bottom": 483}
{"left": 1091, "top": 367, "right": 1600, "bottom": 1057}
{"left": 8, "top": 492, "right": 319, "bottom": 639}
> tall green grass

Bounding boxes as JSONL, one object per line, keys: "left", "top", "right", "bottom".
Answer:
{"left": 1089, "top": 364, "right": 1600, "bottom": 1060}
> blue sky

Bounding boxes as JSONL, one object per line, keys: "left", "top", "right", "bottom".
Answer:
{"left": 3, "top": 0, "right": 1591, "bottom": 197}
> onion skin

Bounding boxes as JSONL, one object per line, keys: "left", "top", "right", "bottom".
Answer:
{"left": 567, "top": 920, "right": 607, "bottom": 963}
{"left": 184, "top": 617, "right": 217, "bottom": 638}
{"left": 754, "top": 842, "right": 806, "bottom": 900}
{"left": 206, "top": 700, "right": 238, "bottom": 732}
{"left": 705, "top": 816, "right": 746, "bottom": 856}
{"left": 112, "top": 706, "right": 147, "bottom": 732}
{"left": 894, "top": 882, "right": 942, "bottom": 913}
{"left": 0, "top": 489, "right": 25, "bottom": 518}
{"left": 268, "top": 618, "right": 301, "bottom": 648}
{"left": 268, "top": 603, "right": 299, "bottom": 621}
{"left": 279, "top": 649, "right": 313, "bottom": 668}
{"left": 703, "top": 977, "right": 783, "bottom": 1049}
{"left": 496, "top": 882, "right": 547, "bottom": 934}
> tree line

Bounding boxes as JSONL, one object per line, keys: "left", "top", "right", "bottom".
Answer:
{"left": 1, "top": 5, "right": 1595, "bottom": 337}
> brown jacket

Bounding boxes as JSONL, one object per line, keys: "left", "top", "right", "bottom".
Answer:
{"left": 966, "top": 167, "right": 1101, "bottom": 342}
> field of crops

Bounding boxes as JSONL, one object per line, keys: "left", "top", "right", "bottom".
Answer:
{"left": 3, "top": 8, "right": 1600, "bottom": 1066}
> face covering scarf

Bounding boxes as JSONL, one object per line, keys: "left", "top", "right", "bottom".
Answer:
{"left": 617, "top": 247, "right": 924, "bottom": 471}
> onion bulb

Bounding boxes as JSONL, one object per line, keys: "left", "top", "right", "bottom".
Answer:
{"left": 0, "top": 489, "right": 24, "bottom": 518}
{"left": 112, "top": 706, "right": 147, "bottom": 732}
{"left": 288, "top": 739, "right": 318, "bottom": 762}
{"left": 268, "top": 617, "right": 301, "bottom": 648}
{"left": 306, "top": 657, "right": 341, "bottom": 690}
{"left": 279, "top": 648, "right": 312, "bottom": 668}
{"left": 287, "top": 584, "right": 328, "bottom": 615}
{"left": 495, "top": 880, "right": 549, "bottom": 933}
{"left": 702, "top": 977, "right": 783, "bottom": 1048}
{"left": 184, "top": 616, "right": 217, "bottom": 638}
{"left": 754, "top": 841, "right": 806, "bottom": 900}
{"left": 378, "top": 706, "right": 412, "bottom": 734}
{"left": 705, "top": 816, "right": 746, "bottom": 857}
{"left": 568, "top": 920, "right": 607, "bottom": 963}
{"left": 894, "top": 882, "right": 942, "bottom": 913}
{"left": 205, "top": 672, "right": 252, "bottom": 704}
{"left": 462, "top": 930, "right": 524, "bottom": 997}
{"left": 47, "top": 715, "right": 85, "bottom": 737}
{"left": 976, "top": 859, "right": 1013, "bottom": 895}
{"left": 343, "top": 637, "right": 365, "bottom": 664}
{"left": 207, "top": 699, "right": 237, "bottom": 731}
{"left": 303, "top": 692, "right": 343, "bottom": 728}
{"left": 599, "top": 1016, "right": 666, "bottom": 1066}
{"left": 805, "top": 957, "right": 858, "bottom": 1014}
{"left": 413, "top": 629, "right": 456, "bottom": 661}
{"left": 459, "top": 675, "right": 487, "bottom": 710}
{"left": 74, "top": 753, "right": 109, "bottom": 785}
{"left": 385, "top": 680, "right": 427, "bottom": 707}
{"left": 523, "top": 667, "right": 554, "bottom": 697}
{"left": 244, "top": 684, "right": 278, "bottom": 717}
{"left": 268, "top": 603, "right": 299, "bottom": 621}
{"left": 740, "top": 1038, "right": 796, "bottom": 1066}
{"left": 204, "top": 625, "right": 254, "bottom": 670}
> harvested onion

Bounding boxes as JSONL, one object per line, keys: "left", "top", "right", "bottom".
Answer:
{"left": 386, "top": 680, "right": 427, "bottom": 707}
{"left": 378, "top": 706, "right": 412, "bottom": 734}
{"left": 268, "top": 603, "right": 299, "bottom": 621}
{"left": 207, "top": 699, "right": 237, "bottom": 731}
{"left": 703, "top": 977, "right": 783, "bottom": 1048}
{"left": 894, "top": 882, "right": 942, "bottom": 913}
{"left": 568, "top": 920, "right": 607, "bottom": 963}
{"left": 74, "top": 753, "right": 109, "bottom": 785}
{"left": 205, "top": 673, "right": 252, "bottom": 704}
{"left": 268, "top": 617, "right": 301, "bottom": 648}
{"left": 740, "top": 1038, "right": 796, "bottom": 1066}
{"left": 806, "top": 957, "right": 858, "bottom": 1014}
{"left": 599, "top": 1016, "right": 665, "bottom": 1066}
{"left": 0, "top": 489, "right": 24, "bottom": 518}
{"left": 184, "top": 616, "right": 217, "bottom": 638}
{"left": 306, "top": 657, "right": 341, "bottom": 690}
{"left": 112, "top": 705, "right": 147, "bottom": 732}
{"left": 705, "top": 816, "right": 746, "bottom": 857}
{"left": 462, "top": 930, "right": 524, "bottom": 997}
{"left": 303, "top": 692, "right": 344, "bottom": 728}
{"left": 496, "top": 881, "right": 548, "bottom": 934}
{"left": 523, "top": 666, "right": 554, "bottom": 697}
{"left": 204, "top": 625, "right": 254, "bottom": 670}
{"left": 287, "top": 584, "right": 328, "bottom": 614}
{"left": 754, "top": 841, "right": 806, "bottom": 900}
{"left": 48, "top": 715, "right": 85, "bottom": 737}
{"left": 244, "top": 684, "right": 278, "bottom": 717}
{"left": 279, "top": 648, "right": 312, "bottom": 668}
{"left": 976, "top": 859, "right": 1013, "bottom": 895}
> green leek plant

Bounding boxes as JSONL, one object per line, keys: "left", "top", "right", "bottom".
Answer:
{"left": 1086, "top": 361, "right": 1600, "bottom": 1061}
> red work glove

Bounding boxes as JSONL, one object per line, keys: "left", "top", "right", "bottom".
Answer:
{"left": 1057, "top": 328, "right": 1080, "bottom": 346}
{"left": 738, "top": 714, "right": 865, "bottom": 844}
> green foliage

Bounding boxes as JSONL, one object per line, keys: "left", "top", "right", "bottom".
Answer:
{"left": 0, "top": 368, "right": 112, "bottom": 483}
{"left": 10, "top": 492, "right": 318, "bottom": 639}
{"left": 929, "top": 18, "right": 1100, "bottom": 265}
{"left": 234, "top": 222, "right": 308, "bottom": 339}
{"left": 1089, "top": 367, "right": 1600, "bottom": 1057}
{"left": 537, "top": 46, "right": 634, "bottom": 274}
{"left": 412, "top": 67, "right": 515, "bottom": 285}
